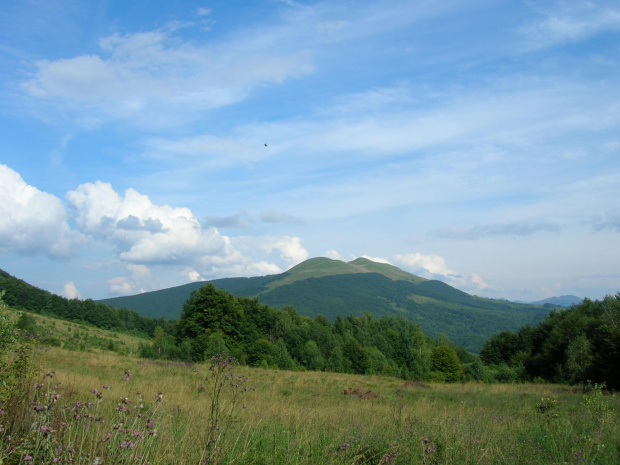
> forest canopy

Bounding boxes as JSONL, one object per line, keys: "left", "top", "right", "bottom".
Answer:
{"left": 480, "top": 293, "right": 620, "bottom": 388}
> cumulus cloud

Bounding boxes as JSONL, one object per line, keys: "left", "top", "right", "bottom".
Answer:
{"left": 62, "top": 282, "right": 81, "bottom": 299}
{"left": 187, "top": 269, "right": 204, "bottom": 282}
{"left": 434, "top": 221, "right": 562, "bottom": 240}
{"left": 0, "top": 164, "right": 84, "bottom": 259}
{"left": 360, "top": 254, "right": 391, "bottom": 264}
{"left": 109, "top": 276, "right": 136, "bottom": 295}
{"left": 393, "top": 252, "right": 487, "bottom": 291}
{"left": 64, "top": 180, "right": 309, "bottom": 293}
{"left": 108, "top": 264, "right": 152, "bottom": 295}
{"left": 66, "top": 181, "right": 222, "bottom": 264}
{"left": 394, "top": 253, "right": 453, "bottom": 276}
{"left": 323, "top": 249, "right": 347, "bottom": 261}
{"left": 232, "top": 235, "right": 309, "bottom": 268}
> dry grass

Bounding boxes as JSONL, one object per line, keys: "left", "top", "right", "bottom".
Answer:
{"left": 1, "top": 303, "right": 617, "bottom": 464}
{"left": 13, "top": 346, "right": 615, "bottom": 464}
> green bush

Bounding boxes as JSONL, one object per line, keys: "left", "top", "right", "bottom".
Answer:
{"left": 430, "top": 345, "right": 463, "bottom": 382}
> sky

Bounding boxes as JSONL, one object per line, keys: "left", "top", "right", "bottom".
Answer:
{"left": 1, "top": 0, "right": 619, "bottom": 303}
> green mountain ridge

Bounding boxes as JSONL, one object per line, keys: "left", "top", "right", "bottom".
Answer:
{"left": 98, "top": 257, "right": 550, "bottom": 352}
{"left": 264, "top": 257, "right": 427, "bottom": 290}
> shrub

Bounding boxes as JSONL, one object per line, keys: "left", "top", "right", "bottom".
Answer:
{"left": 430, "top": 345, "right": 462, "bottom": 382}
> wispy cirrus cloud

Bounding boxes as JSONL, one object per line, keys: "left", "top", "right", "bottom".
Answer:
{"left": 20, "top": 19, "right": 314, "bottom": 128}
{"left": 519, "top": 0, "right": 620, "bottom": 50}
{"left": 16, "top": 0, "right": 476, "bottom": 130}
{"left": 434, "top": 221, "right": 562, "bottom": 240}
{"left": 143, "top": 75, "right": 620, "bottom": 172}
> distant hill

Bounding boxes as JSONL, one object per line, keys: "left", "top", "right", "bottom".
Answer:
{"left": 529, "top": 295, "right": 582, "bottom": 307}
{"left": 99, "top": 257, "right": 550, "bottom": 352}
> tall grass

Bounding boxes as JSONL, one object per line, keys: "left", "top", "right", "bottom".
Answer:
{"left": 2, "top": 342, "right": 619, "bottom": 464}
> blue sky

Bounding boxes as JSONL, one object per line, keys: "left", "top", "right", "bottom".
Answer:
{"left": 1, "top": 0, "right": 619, "bottom": 302}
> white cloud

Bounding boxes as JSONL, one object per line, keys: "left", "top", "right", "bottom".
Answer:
{"left": 323, "top": 249, "right": 347, "bottom": 261}
{"left": 62, "top": 281, "right": 81, "bottom": 299}
{"left": 65, "top": 180, "right": 308, "bottom": 291}
{"left": 0, "top": 164, "right": 84, "bottom": 259}
{"left": 107, "top": 264, "right": 152, "bottom": 295}
{"left": 127, "top": 263, "right": 151, "bottom": 280}
{"left": 393, "top": 252, "right": 488, "bottom": 291}
{"left": 360, "top": 254, "right": 391, "bottom": 264}
{"left": 151, "top": 76, "right": 619, "bottom": 180}
{"left": 109, "top": 276, "right": 136, "bottom": 295}
{"left": 21, "top": 21, "right": 314, "bottom": 127}
{"left": 520, "top": 1, "right": 620, "bottom": 50}
{"left": 394, "top": 253, "right": 452, "bottom": 276}
{"left": 66, "top": 181, "right": 220, "bottom": 264}
{"left": 231, "top": 235, "right": 309, "bottom": 268}
{"left": 469, "top": 273, "right": 488, "bottom": 291}
{"left": 187, "top": 269, "right": 203, "bottom": 282}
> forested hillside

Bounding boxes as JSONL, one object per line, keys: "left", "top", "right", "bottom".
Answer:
{"left": 480, "top": 293, "right": 620, "bottom": 388}
{"left": 100, "top": 257, "right": 550, "bottom": 352}
{"left": 0, "top": 268, "right": 165, "bottom": 337}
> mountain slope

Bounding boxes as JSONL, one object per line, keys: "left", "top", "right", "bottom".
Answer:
{"left": 258, "top": 272, "right": 548, "bottom": 351}
{"left": 99, "top": 257, "right": 424, "bottom": 317}
{"left": 98, "top": 257, "right": 549, "bottom": 352}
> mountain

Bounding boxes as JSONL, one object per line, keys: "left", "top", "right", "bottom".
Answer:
{"left": 99, "top": 257, "right": 550, "bottom": 352}
{"left": 529, "top": 295, "right": 582, "bottom": 307}
{"left": 98, "top": 257, "right": 425, "bottom": 319}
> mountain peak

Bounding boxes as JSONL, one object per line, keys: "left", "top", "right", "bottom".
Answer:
{"left": 270, "top": 257, "right": 426, "bottom": 290}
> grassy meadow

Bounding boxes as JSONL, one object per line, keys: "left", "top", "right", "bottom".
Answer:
{"left": 1, "top": 311, "right": 619, "bottom": 464}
